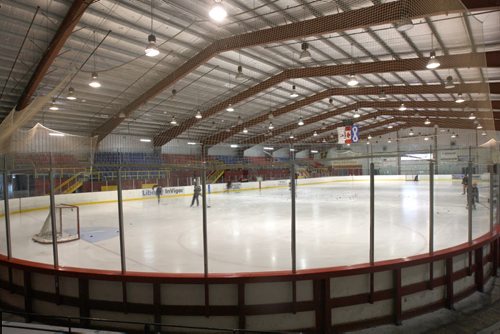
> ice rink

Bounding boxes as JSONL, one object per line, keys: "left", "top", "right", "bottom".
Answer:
{"left": 2, "top": 179, "right": 491, "bottom": 274}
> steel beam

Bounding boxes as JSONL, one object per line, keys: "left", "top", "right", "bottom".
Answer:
{"left": 92, "top": 0, "right": 494, "bottom": 143}
{"left": 16, "top": 0, "right": 91, "bottom": 110}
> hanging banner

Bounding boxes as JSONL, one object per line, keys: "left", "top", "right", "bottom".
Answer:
{"left": 351, "top": 125, "right": 359, "bottom": 143}
{"left": 338, "top": 126, "right": 352, "bottom": 144}
{"left": 337, "top": 127, "right": 346, "bottom": 144}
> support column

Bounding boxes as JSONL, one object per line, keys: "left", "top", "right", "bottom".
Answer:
{"left": 2, "top": 157, "right": 12, "bottom": 260}
{"left": 396, "top": 130, "right": 401, "bottom": 175}
{"left": 369, "top": 163, "right": 375, "bottom": 303}
{"left": 290, "top": 145, "right": 296, "bottom": 274}
{"left": 434, "top": 126, "right": 438, "bottom": 174}
{"left": 468, "top": 160, "right": 473, "bottom": 244}
{"left": 201, "top": 145, "right": 210, "bottom": 311}
{"left": 429, "top": 160, "right": 434, "bottom": 289}
{"left": 117, "top": 169, "right": 126, "bottom": 273}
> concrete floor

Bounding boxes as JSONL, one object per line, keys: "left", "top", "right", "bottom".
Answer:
{"left": 0, "top": 179, "right": 492, "bottom": 274}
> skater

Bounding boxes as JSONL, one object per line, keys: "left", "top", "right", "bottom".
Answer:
{"left": 413, "top": 174, "right": 419, "bottom": 182}
{"left": 466, "top": 183, "right": 478, "bottom": 210}
{"left": 152, "top": 184, "right": 163, "bottom": 204}
{"left": 190, "top": 183, "right": 202, "bottom": 207}
{"left": 462, "top": 175, "right": 468, "bottom": 195}
{"left": 226, "top": 180, "right": 232, "bottom": 192}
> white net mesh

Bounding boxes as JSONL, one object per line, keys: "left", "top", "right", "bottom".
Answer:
{"left": 32, "top": 204, "right": 80, "bottom": 244}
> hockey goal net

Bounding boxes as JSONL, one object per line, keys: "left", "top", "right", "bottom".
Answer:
{"left": 32, "top": 204, "right": 80, "bottom": 244}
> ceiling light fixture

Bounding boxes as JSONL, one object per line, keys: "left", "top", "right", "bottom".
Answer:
{"left": 187, "top": 141, "right": 197, "bottom": 145}
{"left": 409, "top": 129, "right": 414, "bottom": 136}
{"left": 209, "top": 0, "right": 227, "bottom": 22}
{"left": 399, "top": 103, "right": 407, "bottom": 111}
{"left": 289, "top": 133, "right": 294, "bottom": 139}
{"left": 468, "top": 112, "right": 476, "bottom": 120}
{"left": 195, "top": 110, "right": 202, "bottom": 119}
{"left": 481, "top": 131, "right": 487, "bottom": 136}
{"left": 140, "top": 138, "right": 151, "bottom": 142}
{"left": 49, "top": 132, "right": 64, "bottom": 137}
{"left": 89, "top": 31, "right": 101, "bottom": 88}
{"left": 322, "top": 138, "right": 326, "bottom": 143}
{"left": 299, "top": 42, "right": 311, "bottom": 60}
{"left": 388, "top": 139, "right": 392, "bottom": 143}
{"left": 298, "top": 117, "right": 304, "bottom": 126}
{"left": 49, "top": 99, "right": 59, "bottom": 111}
{"left": 313, "top": 131, "right": 318, "bottom": 136}
{"left": 379, "top": 90, "right": 387, "bottom": 100}
{"left": 347, "top": 74, "right": 358, "bottom": 87}
{"left": 451, "top": 133, "right": 457, "bottom": 138}
{"left": 226, "top": 104, "right": 234, "bottom": 112}
{"left": 477, "top": 123, "right": 483, "bottom": 129}
{"left": 395, "top": 16, "right": 414, "bottom": 32}
{"left": 455, "top": 93, "right": 465, "bottom": 103}
{"left": 268, "top": 122, "right": 274, "bottom": 130}
{"left": 290, "top": 85, "right": 299, "bottom": 98}
{"left": 145, "top": 0, "right": 160, "bottom": 57}
{"left": 89, "top": 72, "right": 101, "bottom": 88}
{"left": 235, "top": 65, "right": 243, "bottom": 80}
{"left": 426, "top": 51, "right": 440, "bottom": 69}
{"left": 367, "top": 141, "right": 370, "bottom": 145}
{"left": 367, "top": 134, "right": 372, "bottom": 140}
{"left": 387, "top": 124, "right": 393, "bottom": 129}
{"left": 424, "top": 118, "right": 431, "bottom": 125}
{"left": 329, "top": 97, "right": 333, "bottom": 104}
{"left": 170, "top": 116, "right": 178, "bottom": 125}
{"left": 353, "top": 109, "right": 360, "bottom": 118}
{"left": 66, "top": 87, "right": 76, "bottom": 100}
{"left": 243, "top": 127, "right": 248, "bottom": 133}
{"left": 444, "top": 75, "right": 455, "bottom": 89}
{"left": 424, "top": 136, "right": 429, "bottom": 141}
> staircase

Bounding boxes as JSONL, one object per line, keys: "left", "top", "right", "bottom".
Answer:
{"left": 207, "top": 169, "right": 225, "bottom": 184}
{"left": 54, "top": 172, "right": 85, "bottom": 194}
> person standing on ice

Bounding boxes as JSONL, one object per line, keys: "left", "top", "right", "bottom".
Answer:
{"left": 190, "top": 183, "right": 202, "bottom": 207}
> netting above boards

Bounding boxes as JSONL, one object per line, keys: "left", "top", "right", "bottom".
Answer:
{"left": 6, "top": 123, "right": 97, "bottom": 168}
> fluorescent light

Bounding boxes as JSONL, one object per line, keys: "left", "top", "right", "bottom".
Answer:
{"left": 230, "top": 144, "right": 238, "bottom": 148}
{"left": 49, "top": 132, "right": 64, "bottom": 137}
{"left": 311, "top": 150, "right": 318, "bottom": 153}
{"left": 145, "top": 34, "right": 160, "bottom": 57}
{"left": 290, "top": 148, "right": 295, "bottom": 152}
{"left": 347, "top": 74, "right": 358, "bottom": 86}
{"left": 424, "top": 137, "right": 429, "bottom": 141}
{"left": 387, "top": 125, "right": 393, "bottom": 129}
{"left": 263, "top": 147, "right": 274, "bottom": 150}
{"left": 455, "top": 93, "right": 465, "bottom": 103}
{"left": 209, "top": 0, "right": 227, "bottom": 22}
{"left": 426, "top": 51, "right": 440, "bottom": 69}
{"left": 187, "top": 141, "right": 197, "bottom": 145}
{"left": 89, "top": 72, "right": 101, "bottom": 88}
{"left": 140, "top": 138, "right": 151, "bottom": 142}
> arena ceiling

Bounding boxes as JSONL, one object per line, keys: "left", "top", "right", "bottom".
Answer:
{"left": 0, "top": 0, "right": 499, "bottom": 147}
